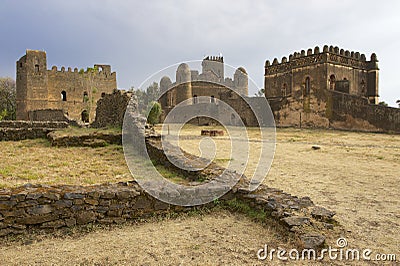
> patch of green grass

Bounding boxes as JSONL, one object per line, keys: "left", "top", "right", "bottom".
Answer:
{"left": 0, "top": 166, "right": 13, "bottom": 177}
{"left": 20, "top": 170, "right": 43, "bottom": 180}
{"left": 222, "top": 198, "right": 266, "bottom": 222}
{"left": 54, "top": 126, "right": 121, "bottom": 137}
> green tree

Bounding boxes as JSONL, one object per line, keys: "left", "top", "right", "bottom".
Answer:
{"left": 132, "top": 82, "right": 160, "bottom": 116}
{"left": 378, "top": 101, "right": 388, "bottom": 107}
{"left": 255, "top": 88, "right": 265, "bottom": 97}
{"left": 147, "top": 101, "right": 162, "bottom": 125}
{"left": 0, "top": 77, "right": 16, "bottom": 120}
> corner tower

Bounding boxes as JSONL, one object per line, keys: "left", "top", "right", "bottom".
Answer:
{"left": 16, "top": 50, "right": 49, "bottom": 120}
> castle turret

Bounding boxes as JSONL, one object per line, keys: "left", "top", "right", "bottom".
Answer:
{"left": 366, "top": 53, "right": 379, "bottom": 104}
{"left": 175, "top": 63, "right": 192, "bottom": 105}
{"left": 234, "top": 67, "right": 248, "bottom": 96}
{"left": 159, "top": 76, "right": 172, "bottom": 107}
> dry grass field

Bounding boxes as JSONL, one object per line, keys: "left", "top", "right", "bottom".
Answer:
{"left": 0, "top": 126, "right": 399, "bottom": 265}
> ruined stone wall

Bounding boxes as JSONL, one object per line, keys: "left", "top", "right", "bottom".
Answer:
{"left": 0, "top": 121, "right": 69, "bottom": 141}
{"left": 91, "top": 90, "right": 132, "bottom": 128}
{"left": 0, "top": 136, "right": 336, "bottom": 250}
{"left": 270, "top": 89, "right": 400, "bottom": 132}
{"left": 327, "top": 90, "right": 400, "bottom": 132}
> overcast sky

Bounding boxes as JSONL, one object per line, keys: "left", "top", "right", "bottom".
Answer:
{"left": 1, "top": 0, "right": 399, "bottom": 106}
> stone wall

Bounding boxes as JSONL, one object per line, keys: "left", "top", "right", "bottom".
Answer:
{"left": 0, "top": 180, "right": 335, "bottom": 250}
{"left": 0, "top": 121, "right": 69, "bottom": 141}
{"left": 327, "top": 90, "right": 400, "bottom": 132}
{"left": 0, "top": 133, "right": 337, "bottom": 249}
{"left": 91, "top": 90, "right": 132, "bottom": 128}
{"left": 27, "top": 109, "right": 69, "bottom": 122}
{"left": 269, "top": 89, "right": 400, "bottom": 133}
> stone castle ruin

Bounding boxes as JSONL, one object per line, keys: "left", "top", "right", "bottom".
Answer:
{"left": 158, "top": 56, "right": 267, "bottom": 126}
{"left": 16, "top": 50, "right": 116, "bottom": 123}
{"left": 10, "top": 48, "right": 400, "bottom": 132}
{"left": 265, "top": 45, "right": 400, "bottom": 132}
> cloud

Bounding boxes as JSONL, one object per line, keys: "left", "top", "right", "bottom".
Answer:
{"left": 0, "top": 0, "right": 399, "bottom": 105}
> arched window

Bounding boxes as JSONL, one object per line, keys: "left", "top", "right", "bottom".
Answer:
{"left": 83, "top": 91, "right": 89, "bottom": 103}
{"left": 193, "top": 95, "right": 198, "bottom": 104}
{"left": 305, "top": 77, "right": 311, "bottom": 96}
{"left": 81, "top": 110, "right": 89, "bottom": 123}
{"left": 361, "top": 80, "right": 366, "bottom": 94}
{"left": 35, "top": 64, "right": 39, "bottom": 73}
{"left": 329, "top": 75, "right": 336, "bottom": 90}
{"left": 210, "top": 95, "right": 215, "bottom": 103}
{"left": 61, "top": 91, "right": 67, "bottom": 101}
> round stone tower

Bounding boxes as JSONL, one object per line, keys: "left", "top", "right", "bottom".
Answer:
{"left": 159, "top": 76, "right": 172, "bottom": 108}
{"left": 175, "top": 63, "right": 192, "bottom": 105}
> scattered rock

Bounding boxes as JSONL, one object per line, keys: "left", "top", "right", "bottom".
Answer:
{"left": 300, "top": 234, "right": 326, "bottom": 249}
{"left": 311, "top": 145, "right": 321, "bottom": 150}
{"left": 311, "top": 206, "right": 336, "bottom": 220}
{"left": 282, "top": 216, "right": 310, "bottom": 227}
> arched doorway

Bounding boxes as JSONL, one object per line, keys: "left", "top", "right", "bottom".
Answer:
{"left": 81, "top": 110, "right": 89, "bottom": 123}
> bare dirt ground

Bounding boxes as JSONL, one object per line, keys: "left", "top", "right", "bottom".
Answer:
{"left": 175, "top": 126, "right": 400, "bottom": 258}
{"left": 0, "top": 127, "right": 399, "bottom": 265}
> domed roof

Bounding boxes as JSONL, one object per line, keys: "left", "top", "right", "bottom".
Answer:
{"left": 160, "top": 76, "right": 172, "bottom": 92}
{"left": 177, "top": 63, "right": 190, "bottom": 73}
{"left": 160, "top": 76, "right": 172, "bottom": 86}
{"left": 236, "top": 67, "right": 247, "bottom": 75}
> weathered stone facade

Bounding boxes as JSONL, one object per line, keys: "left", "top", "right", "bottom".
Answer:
{"left": 159, "top": 56, "right": 254, "bottom": 124}
{"left": 16, "top": 50, "right": 117, "bottom": 123}
{"left": 265, "top": 45, "right": 400, "bottom": 132}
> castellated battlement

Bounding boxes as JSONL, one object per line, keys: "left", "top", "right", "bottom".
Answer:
{"left": 203, "top": 55, "right": 224, "bottom": 63}
{"left": 265, "top": 45, "right": 378, "bottom": 75}
{"left": 49, "top": 64, "right": 115, "bottom": 78}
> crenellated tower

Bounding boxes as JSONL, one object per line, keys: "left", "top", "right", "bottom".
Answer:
{"left": 264, "top": 45, "right": 379, "bottom": 104}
